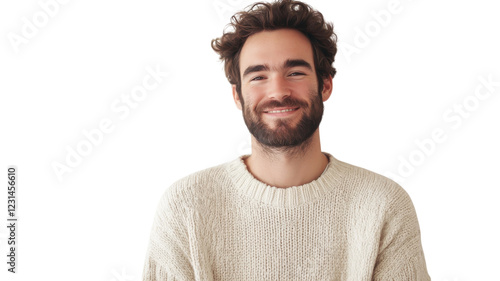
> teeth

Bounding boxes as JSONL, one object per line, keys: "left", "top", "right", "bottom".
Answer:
{"left": 267, "top": 108, "right": 296, "bottom": 113}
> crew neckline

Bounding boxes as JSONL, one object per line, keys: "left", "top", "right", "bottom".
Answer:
{"left": 225, "top": 152, "right": 349, "bottom": 208}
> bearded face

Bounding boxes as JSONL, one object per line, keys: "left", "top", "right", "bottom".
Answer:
{"left": 235, "top": 30, "right": 330, "bottom": 149}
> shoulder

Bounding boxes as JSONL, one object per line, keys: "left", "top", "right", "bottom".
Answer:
{"left": 170, "top": 162, "right": 227, "bottom": 191}
{"left": 156, "top": 161, "right": 232, "bottom": 213}
{"left": 340, "top": 160, "right": 414, "bottom": 213}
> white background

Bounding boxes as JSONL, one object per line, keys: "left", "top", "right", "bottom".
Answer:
{"left": 1, "top": 0, "right": 499, "bottom": 280}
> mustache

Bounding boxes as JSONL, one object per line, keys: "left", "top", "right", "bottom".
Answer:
{"left": 256, "top": 98, "right": 308, "bottom": 112}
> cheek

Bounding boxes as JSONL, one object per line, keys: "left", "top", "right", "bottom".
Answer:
{"left": 241, "top": 89, "right": 262, "bottom": 109}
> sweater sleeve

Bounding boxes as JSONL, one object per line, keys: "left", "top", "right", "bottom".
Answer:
{"left": 372, "top": 184, "right": 431, "bottom": 281}
{"left": 142, "top": 187, "right": 195, "bottom": 281}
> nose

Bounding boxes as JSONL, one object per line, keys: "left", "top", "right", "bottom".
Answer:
{"left": 267, "top": 75, "right": 291, "bottom": 100}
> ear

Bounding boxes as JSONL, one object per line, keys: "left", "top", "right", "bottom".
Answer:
{"left": 321, "top": 75, "right": 333, "bottom": 102}
{"left": 232, "top": 84, "right": 243, "bottom": 110}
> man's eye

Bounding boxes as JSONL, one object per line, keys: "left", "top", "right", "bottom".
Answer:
{"left": 251, "top": 76, "right": 264, "bottom": 81}
{"left": 289, "top": 72, "right": 305, "bottom": 77}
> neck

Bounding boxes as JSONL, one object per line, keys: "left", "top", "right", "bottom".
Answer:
{"left": 244, "top": 129, "right": 329, "bottom": 188}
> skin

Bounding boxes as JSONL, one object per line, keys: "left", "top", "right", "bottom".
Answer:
{"left": 232, "top": 28, "right": 333, "bottom": 188}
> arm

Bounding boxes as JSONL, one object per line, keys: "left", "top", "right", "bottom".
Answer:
{"left": 142, "top": 188, "right": 195, "bottom": 281}
{"left": 372, "top": 186, "right": 431, "bottom": 281}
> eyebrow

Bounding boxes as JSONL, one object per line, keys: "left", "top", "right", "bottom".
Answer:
{"left": 242, "top": 59, "right": 313, "bottom": 79}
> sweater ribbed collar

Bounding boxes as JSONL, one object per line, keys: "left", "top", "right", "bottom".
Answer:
{"left": 225, "top": 152, "right": 348, "bottom": 208}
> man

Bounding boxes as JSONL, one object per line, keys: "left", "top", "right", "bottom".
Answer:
{"left": 143, "top": 0, "right": 430, "bottom": 280}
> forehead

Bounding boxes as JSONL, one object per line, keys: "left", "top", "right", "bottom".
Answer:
{"left": 239, "top": 29, "right": 315, "bottom": 72}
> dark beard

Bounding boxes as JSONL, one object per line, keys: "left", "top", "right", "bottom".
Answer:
{"left": 242, "top": 90, "right": 324, "bottom": 149}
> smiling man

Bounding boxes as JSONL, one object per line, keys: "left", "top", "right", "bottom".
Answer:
{"left": 234, "top": 28, "right": 330, "bottom": 189}
{"left": 142, "top": 0, "right": 430, "bottom": 280}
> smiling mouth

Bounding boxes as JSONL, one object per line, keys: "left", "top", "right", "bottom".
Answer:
{"left": 264, "top": 107, "right": 299, "bottom": 113}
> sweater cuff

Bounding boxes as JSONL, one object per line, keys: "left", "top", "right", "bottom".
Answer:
{"left": 142, "top": 256, "right": 182, "bottom": 281}
{"left": 374, "top": 254, "right": 431, "bottom": 281}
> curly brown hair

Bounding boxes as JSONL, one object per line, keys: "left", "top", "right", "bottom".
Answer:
{"left": 211, "top": 0, "right": 337, "bottom": 99}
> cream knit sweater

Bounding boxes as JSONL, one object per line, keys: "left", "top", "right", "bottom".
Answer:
{"left": 142, "top": 153, "right": 430, "bottom": 280}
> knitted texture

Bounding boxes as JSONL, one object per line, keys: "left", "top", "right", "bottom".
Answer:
{"left": 142, "top": 153, "right": 430, "bottom": 280}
